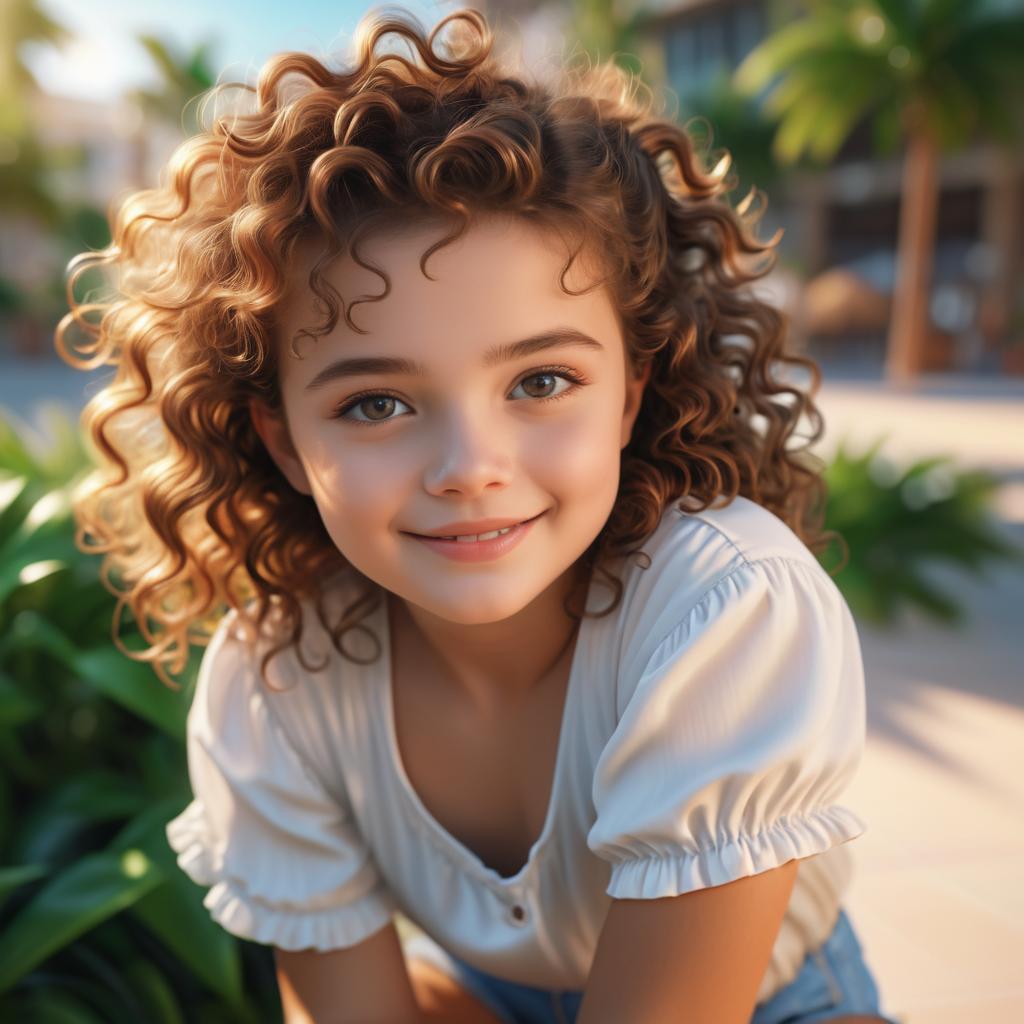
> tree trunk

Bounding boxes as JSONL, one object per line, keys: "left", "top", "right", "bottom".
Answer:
{"left": 978, "top": 147, "right": 1020, "bottom": 351}
{"left": 885, "top": 126, "right": 940, "bottom": 384}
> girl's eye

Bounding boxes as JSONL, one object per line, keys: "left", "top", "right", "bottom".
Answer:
{"left": 333, "top": 393, "right": 412, "bottom": 425}
{"left": 509, "top": 369, "right": 583, "bottom": 403}
{"left": 331, "top": 367, "right": 588, "bottom": 426}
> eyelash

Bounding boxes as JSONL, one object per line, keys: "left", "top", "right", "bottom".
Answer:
{"left": 330, "top": 365, "right": 591, "bottom": 426}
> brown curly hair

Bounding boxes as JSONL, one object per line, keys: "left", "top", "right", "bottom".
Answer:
{"left": 55, "top": 5, "right": 837, "bottom": 691}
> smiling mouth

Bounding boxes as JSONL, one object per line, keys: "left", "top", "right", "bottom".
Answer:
{"left": 405, "top": 510, "right": 545, "bottom": 540}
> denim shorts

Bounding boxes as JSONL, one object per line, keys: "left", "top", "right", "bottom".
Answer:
{"left": 402, "top": 906, "right": 901, "bottom": 1024}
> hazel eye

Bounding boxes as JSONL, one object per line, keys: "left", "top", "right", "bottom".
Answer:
{"left": 512, "top": 370, "right": 569, "bottom": 397}
{"left": 509, "top": 371, "right": 579, "bottom": 403}
{"left": 331, "top": 366, "right": 588, "bottom": 426}
{"left": 334, "top": 393, "right": 412, "bottom": 424}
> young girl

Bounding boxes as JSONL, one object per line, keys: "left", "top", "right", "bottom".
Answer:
{"left": 58, "top": 6, "right": 899, "bottom": 1023}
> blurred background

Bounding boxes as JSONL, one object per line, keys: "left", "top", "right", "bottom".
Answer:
{"left": 0, "top": 1, "right": 1021, "bottom": 1022}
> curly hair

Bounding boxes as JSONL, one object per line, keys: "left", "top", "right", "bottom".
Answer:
{"left": 56, "top": 5, "right": 838, "bottom": 691}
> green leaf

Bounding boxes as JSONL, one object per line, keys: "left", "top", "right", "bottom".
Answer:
{"left": 121, "top": 958, "right": 185, "bottom": 1024}
{"left": 0, "top": 846, "right": 164, "bottom": 992}
{"left": 61, "top": 942, "right": 153, "bottom": 1021}
{"left": 820, "top": 436, "right": 1022, "bottom": 625}
{"left": 0, "top": 486, "right": 82, "bottom": 602}
{"left": 0, "top": 537, "right": 81, "bottom": 605}
{"left": 0, "top": 863, "right": 47, "bottom": 901}
{"left": 0, "top": 417, "right": 37, "bottom": 477}
{"left": 923, "top": 69, "right": 979, "bottom": 149}
{"left": 808, "top": 87, "right": 884, "bottom": 162}
{"left": 6, "top": 613, "right": 186, "bottom": 740}
{"left": 871, "top": 0, "right": 925, "bottom": 43}
{"left": 116, "top": 798, "right": 246, "bottom": 1009}
{"left": 0, "top": 474, "right": 31, "bottom": 544}
{"left": 0, "top": 671, "right": 42, "bottom": 726}
{"left": 43, "top": 771, "right": 149, "bottom": 822}
{"left": 16, "top": 771, "right": 152, "bottom": 865}
{"left": 131, "top": 880, "right": 245, "bottom": 1012}
{"left": 872, "top": 100, "right": 904, "bottom": 154}
{"left": 72, "top": 647, "right": 187, "bottom": 741}
{"left": 772, "top": 93, "right": 833, "bottom": 164}
{"left": 752, "top": 45, "right": 892, "bottom": 162}
{"left": 24, "top": 404, "right": 91, "bottom": 483}
{"left": 108, "top": 794, "right": 182, "bottom": 857}
{"left": 0, "top": 808, "right": 183, "bottom": 994}
{"left": 734, "top": 18, "right": 843, "bottom": 94}
{"left": 2, "top": 988, "right": 109, "bottom": 1024}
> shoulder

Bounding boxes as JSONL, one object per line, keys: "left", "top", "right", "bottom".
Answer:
{"left": 201, "top": 569, "right": 382, "bottom": 688}
{"left": 186, "top": 580, "right": 379, "bottom": 804}
{"left": 191, "top": 571, "right": 382, "bottom": 751}
{"left": 612, "top": 495, "right": 844, "bottom": 691}
{"left": 648, "top": 493, "right": 821, "bottom": 577}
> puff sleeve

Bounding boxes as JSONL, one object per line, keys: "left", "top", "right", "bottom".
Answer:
{"left": 587, "top": 556, "right": 868, "bottom": 900}
{"left": 165, "top": 615, "right": 397, "bottom": 951}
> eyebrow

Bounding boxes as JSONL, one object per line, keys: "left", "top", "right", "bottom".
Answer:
{"left": 303, "top": 328, "right": 605, "bottom": 392}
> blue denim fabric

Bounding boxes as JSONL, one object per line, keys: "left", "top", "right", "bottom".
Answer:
{"left": 402, "top": 906, "right": 901, "bottom": 1024}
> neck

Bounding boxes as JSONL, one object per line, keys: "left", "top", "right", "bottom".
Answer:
{"left": 387, "top": 561, "right": 589, "bottom": 713}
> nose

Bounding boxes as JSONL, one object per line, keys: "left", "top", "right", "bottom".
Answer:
{"left": 422, "top": 406, "right": 514, "bottom": 497}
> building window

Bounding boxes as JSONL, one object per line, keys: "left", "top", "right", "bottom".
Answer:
{"left": 664, "top": 1, "right": 765, "bottom": 101}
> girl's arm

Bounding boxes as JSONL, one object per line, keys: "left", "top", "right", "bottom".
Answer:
{"left": 274, "top": 920, "right": 422, "bottom": 1024}
{"left": 582, "top": 556, "right": 867, "bottom": 1020}
{"left": 577, "top": 859, "right": 798, "bottom": 1024}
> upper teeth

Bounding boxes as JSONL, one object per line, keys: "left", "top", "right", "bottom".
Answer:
{"left": 439, "top": 525, "right": 515, "bottom": 542}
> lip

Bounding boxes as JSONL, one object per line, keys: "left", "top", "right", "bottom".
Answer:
{"left": 404, "top": 511, "right": 546, "bottom": 562}
{"left": 410, "top": 513, "right": 544, "bottom": 538}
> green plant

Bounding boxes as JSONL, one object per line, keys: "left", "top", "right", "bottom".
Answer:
{"left": 819, "top": 436, "right": 1023, "bottom": 624}
{"left": 0, "top": 404, "right": 278, "bottom": 1023}
{"left": 676, "top": 67, "right": 797, "bottom": 207}
{"left": 0, "top": 275, "right": 27, "bottom": 316}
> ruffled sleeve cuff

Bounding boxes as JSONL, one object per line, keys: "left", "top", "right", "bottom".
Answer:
{"left": 202, "top": 876, "right": 396, "bottom": 952}
{"left": 605, "top": 805, "right": 866, "bottom": 900}
{"left": 166, "top": 799, "right": 398, "bottom": 952}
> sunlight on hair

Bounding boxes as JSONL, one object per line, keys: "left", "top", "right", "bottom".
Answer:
{"left": 54, "top": 5, "right": 833, "bottom": 690}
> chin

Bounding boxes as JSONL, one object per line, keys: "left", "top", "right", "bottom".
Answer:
{"left": 400, "top": 582, "right": 544, "bottom": 626}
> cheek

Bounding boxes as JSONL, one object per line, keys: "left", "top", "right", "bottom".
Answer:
{"left": 525, "top": 406, "right": 622, "bottom": 493}
{"left": 297, "top": 439, "right": 404, "bottom": 525}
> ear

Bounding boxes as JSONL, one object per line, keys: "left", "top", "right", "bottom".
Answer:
{"left": 620, "top": 359, "right": 652, "bottom": 450}
{"left": 249, "top": 398, "right": 313, "bottom": 496}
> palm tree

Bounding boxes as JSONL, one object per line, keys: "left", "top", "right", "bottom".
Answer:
{"left": 125, "top": 36, "right": 219, "bottom": 185}
{"left": 129, "top": 36, "right": 218, "bottom": 136}
{"left": 0, "top": 0, "right": 75, "bottom": 222}
{"left": 0, "top": 0, "right": 71, "bottom": 137}
{"left": 734, "top": 0, "right": 1024, "bottom": 383}
{"left": 678, "top": 67, "right": 791, "bottom": 208}
{"left": 0, "top": 0, "right": 76, "bottom": 353}
{"left": 563, "top": 0, "right": 656, "bottom": 76}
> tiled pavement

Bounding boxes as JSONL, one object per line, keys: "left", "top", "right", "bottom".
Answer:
{"left": 812, "top": 377, "right": 1024, "bottom": 1024}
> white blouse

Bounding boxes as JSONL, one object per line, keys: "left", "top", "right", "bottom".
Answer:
{"left": 165, "top": 495, "right": 867, "bottom": 1003}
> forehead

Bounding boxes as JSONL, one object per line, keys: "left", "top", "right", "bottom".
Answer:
{"left": 275, "top": 213, "right": 620, "bottom": 367}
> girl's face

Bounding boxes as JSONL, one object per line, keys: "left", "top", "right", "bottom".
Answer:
{"left": 252, "top": 213, "right": 649, "bottom": 626}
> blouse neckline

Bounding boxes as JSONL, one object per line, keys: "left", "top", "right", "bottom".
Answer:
{"left": 376, "top": 575, "right": 597, "bottom": 893}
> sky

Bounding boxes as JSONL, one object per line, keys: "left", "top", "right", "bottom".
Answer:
{"left": 24, "top": 0, "right": 456, "bottom": 103}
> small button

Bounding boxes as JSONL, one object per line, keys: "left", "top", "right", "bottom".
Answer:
{"left": 508, "top": 902, "right": 527, "bottom": 925}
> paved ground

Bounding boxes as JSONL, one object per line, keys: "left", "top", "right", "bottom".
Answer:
{"left": 808, "top": 373, "right": 1024, "bottom": 1024}
{"left": 3, "top": 350, "right": 1022, "bottom": 1023}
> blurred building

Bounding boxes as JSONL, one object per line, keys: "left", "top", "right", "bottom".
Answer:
{"left": 3, "top": 93, "right": 137, "bottom": 292}
{"left": 481, "top": 0, "right": 1024, "bottom": 375}
{"left": 2, "top": 88, "right": 181, "bottom": 356}
{"left": 8, "top": 1, "right": 1021, "bottom": 373}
